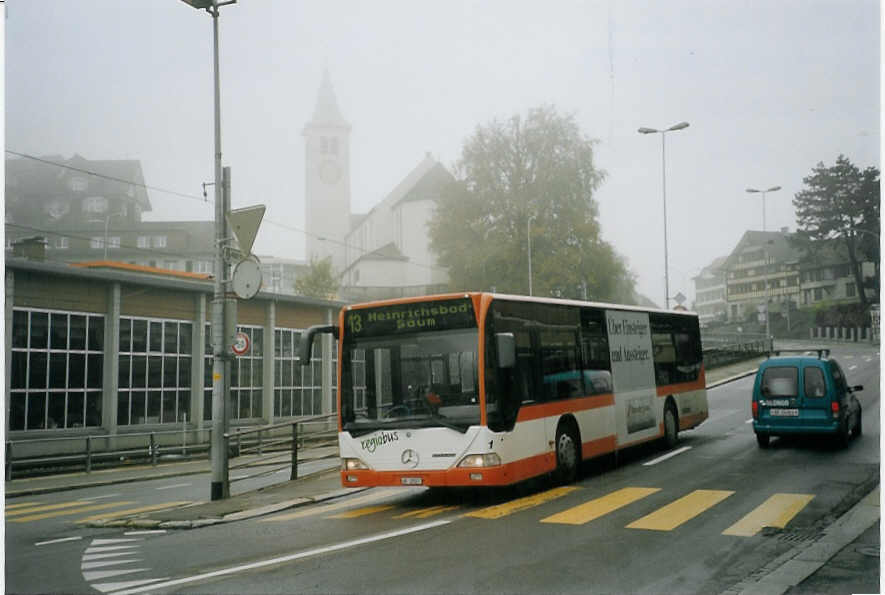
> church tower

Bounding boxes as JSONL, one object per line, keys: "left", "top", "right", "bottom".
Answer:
{"left": 303, "top": 70, "right": 351, "bottom": 274}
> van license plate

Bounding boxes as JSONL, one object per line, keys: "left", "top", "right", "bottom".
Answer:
{"left": 401, "top": 477, "right": 423, "bottom": 485}
{"left": 770, "top": 408, "right": 799, "bottom": 417}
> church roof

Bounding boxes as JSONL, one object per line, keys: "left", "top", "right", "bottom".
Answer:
{"left": 306, "top": 69, "right": 350, "bottom": 129}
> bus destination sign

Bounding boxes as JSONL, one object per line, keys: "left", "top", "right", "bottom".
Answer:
{"left": 346, "top": 298, "right": 476, "bottom": 337}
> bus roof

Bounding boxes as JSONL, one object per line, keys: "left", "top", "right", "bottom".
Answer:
{"left": 343, "top": 291, "right": 699, "bottom": 318}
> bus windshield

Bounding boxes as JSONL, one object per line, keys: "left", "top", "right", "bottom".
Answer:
{"left": 341, "top": 329, "right": 480, "bottom": 435}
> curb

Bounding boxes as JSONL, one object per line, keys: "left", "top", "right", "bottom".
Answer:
{"left": 83, "top": 470, "right": 369, "bottom": 530}
{"left": 723, "top": 485, "right": 880, "bottom": 595}
{"left": 706, "top": 368, "right": 759, "bottom": 390}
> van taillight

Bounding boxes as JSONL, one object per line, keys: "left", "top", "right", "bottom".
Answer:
{"left": 831, "top": 401, "right": 840, "bottom": 415}
{"left": 752, "top": 401, "right": 759, "bottom": 418}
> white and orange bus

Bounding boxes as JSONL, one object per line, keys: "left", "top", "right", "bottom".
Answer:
{"left": 301, "top": 292, "right": 708, "bottom": 488}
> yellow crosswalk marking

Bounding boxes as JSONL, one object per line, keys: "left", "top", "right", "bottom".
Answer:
{"left": 5, "top": 501, "right": 39, "bottom": 510}
{"left": 465, "top": 486, "right": 579, "bottom": 520}
{"left": 7, "top": 500, "right": 100, "bottom": 516}
{"left": 393, "top": 505, "right": 460, "bottom": 519}
{"left": 262, "top": 489, "right": 401, "bottom": 522}
{"left": 75, "top": 501, "right": 192, "bottom": 523}
{"left": 541, "top": 487, "right": 661, "bottom": 525}
{"left": 10, "top": 502, "right": 136, "bottom": 523}
{"left": 723, "top": 493, "right": 814, "bottom": 537}
{"left": 329, "top": 505, "right": 396, "bottom": 519}
{"left": 415, "top": 505, "right": 459, "bottom": 518}
{"left": 627, "top": 489, "right": 734, "bottom": 531}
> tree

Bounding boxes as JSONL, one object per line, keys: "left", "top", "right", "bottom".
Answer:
{"left": 294, "top": 256, "right": 339, "bottom": 299}
{"left": 428, "top": 106, "right": 636, "bottom": 302}
{"left": 793, "top": 155, "right": 880, "bottom": 309}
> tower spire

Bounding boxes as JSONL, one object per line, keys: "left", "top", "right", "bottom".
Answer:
{"left": 309, "top": 69, "right": 348, "bottom": 127}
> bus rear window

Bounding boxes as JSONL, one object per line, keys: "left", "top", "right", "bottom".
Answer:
{"left": 760, "top": 366, "right": 798, "bottom": 398}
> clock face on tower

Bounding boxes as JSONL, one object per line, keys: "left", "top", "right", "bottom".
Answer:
{"left": 319, "top": 160, "right": 341, "bottom": 184}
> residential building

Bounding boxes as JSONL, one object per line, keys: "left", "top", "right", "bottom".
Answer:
{"left": 721, "top": 229, "right": 802, "bottom": 322}
{"left": 692, "top": 256, "right": 727, "bottom": 326}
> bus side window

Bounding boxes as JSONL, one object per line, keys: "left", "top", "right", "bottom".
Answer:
{"left": 540, "top": 329, "right": 582, "bottom": 401}
{"left": 581, "top": 308, "right": 611, "bottom": 395}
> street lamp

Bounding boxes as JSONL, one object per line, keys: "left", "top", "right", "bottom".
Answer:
{"left": 527, "top": 214, "right": 536, "bottom": 296}
{"left": 638, "top": 121, "right": 690, "bottom": 309}
{"left": 745, "top": 185, "right": 781, "bottom": 350}
{"left": 181, "top": 0, "right": 236, "bottom": 501}
{"left": 745, "top": 185, "right": 781, "bottom": 232}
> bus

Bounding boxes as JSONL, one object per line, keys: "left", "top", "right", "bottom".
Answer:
{"left": 300, "top": 292, "right": 708, "bottom": 488}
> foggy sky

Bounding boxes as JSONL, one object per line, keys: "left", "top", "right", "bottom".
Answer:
{"left": 5, "top": 0, "right": 880, "bottom": 306}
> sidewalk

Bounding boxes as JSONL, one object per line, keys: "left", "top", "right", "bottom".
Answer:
{"left": 4, "top": 354, "right": 878, "bottom": 594}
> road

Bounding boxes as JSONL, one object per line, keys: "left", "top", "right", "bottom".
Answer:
{"left": 5, "top": 342, "right": 879, "bottom": 594}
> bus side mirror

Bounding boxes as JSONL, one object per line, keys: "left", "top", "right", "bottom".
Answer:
{"left": 298, "top": 324, "right": 338, "bottom": 365}
{"left": 496, "top": 333, "right": 516, "bottom": 369}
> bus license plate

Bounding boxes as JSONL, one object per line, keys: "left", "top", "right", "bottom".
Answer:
{"left": 401, "top": 477, "right": 423, "bottom": 485}
{"left": 770, "top": 408, "right": 799, "bottom": 417}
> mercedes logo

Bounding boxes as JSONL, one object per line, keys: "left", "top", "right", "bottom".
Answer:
{"left": 401, "top": 449, "right": 419, "bottom": 468}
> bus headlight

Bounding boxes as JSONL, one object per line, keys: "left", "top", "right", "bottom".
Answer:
{"left": 341, "top": 457, "right": 370, "bottom": 471}
{"left": 457, "top": 453, "right": 502, "bottom": 468}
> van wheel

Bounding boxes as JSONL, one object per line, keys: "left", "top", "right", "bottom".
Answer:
{"left": 756, "top": 432, "right": 770, "bottom": 448}
{"left": 662, "top": 403, "right": 679, "bottom": 449}
{"left": 554, "top": 425, "right": 579, "bottom": 485}
{"left": 837, "top": 420, "right": 851, "bottom": 448}
{"left": 854, "top": 408, "right": 862, "bottom": 438}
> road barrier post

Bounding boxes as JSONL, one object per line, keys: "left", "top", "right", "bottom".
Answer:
{"left": 150, "top": 432, "right": 158, "bottom": 466}
{"left": 290, "top": 423, "right": 299, "bottom": 481}
{"left": 6, "top": 442, "right": 12, "bottom": 481}
{"left": 85, "top": 436, "right": 92, "bottom": 473}
{"left": 258, "top": 428, "right": 263, "bottom": 456}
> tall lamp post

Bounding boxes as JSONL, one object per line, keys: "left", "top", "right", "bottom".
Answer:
{"left": 527, "top": 214, "right": 536, "bottom": 296}
{"left": 745, "top": 185, "right": 781, "bottom": 233}
{"left": 638, "top": 121, "right": 690, "bottom": 309}
{"left": 181, "top": 0, "right": 236, "bottom": 501}
{"left": 746, "top": 186, "right": 781, "bottom": 350}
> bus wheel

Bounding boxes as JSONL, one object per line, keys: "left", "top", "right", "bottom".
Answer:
{"left": 554, "top": 425, "right": 579, "bottom": 485}
{"left": 663, "top": 403, "right": 679, "bottom": 449}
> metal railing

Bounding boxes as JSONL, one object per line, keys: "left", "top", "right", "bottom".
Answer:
{"left": 223, "top": 414, "right": 338, "bottom": 483}
{"left": 5, "top": 414, "right": 338, "bottom": 481}
{"left": 702, "top": 333, "right": 770, "bottom": 369}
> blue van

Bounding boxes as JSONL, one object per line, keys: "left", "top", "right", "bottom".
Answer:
{"left": 751, "top": 349, "right": 863, "bottom": 448}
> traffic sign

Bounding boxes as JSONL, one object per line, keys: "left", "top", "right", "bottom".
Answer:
{"left": 227, "top": 205, "right": 265, "bottom": 255}
{"left": 231, "top": 331, "right": 250, "bottom": 356}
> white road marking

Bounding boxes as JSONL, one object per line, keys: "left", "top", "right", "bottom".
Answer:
{"left": 84, "top": 545, "right": 140, "bottom": 554}
{"left": 90, "top": 578, "right": 168, "bottom": 594}
{"left": 110, "top": 520, "right": 453, "bottom": 595}
{"left": 745, "top": 419, "right": 754, "bottom": 424}
{"left": 849, "top": 365, "right": 857, "bottom": 370}
{"left": 78, "top": 494, "right": 121, "bottom": 501}
{"left": 82, "top": 559, "right": 143, "bottom": 570}
{"left": 155, "top": 483, "right": 191, "bottom": 490}
{"left": 83, "top": 568, "right": 149, "bottom": 582}
{"left": 643, "top": 446, "right": 692, "bottom": 466}
{"left": 83, "top": 551, "right": 140, "bottom": 561}
{"left": 124, "top": 530, "right": 166, "bottom": 536}
{"left": 35, "top": 536, "right": 83, "bottom": 547}
{"left": 91, "top": 539, "right": 138, "bottom": 545}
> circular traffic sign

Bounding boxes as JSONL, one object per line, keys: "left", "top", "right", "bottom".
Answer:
{"left": 231, "top": 331, "right": 250, "bottom": 356}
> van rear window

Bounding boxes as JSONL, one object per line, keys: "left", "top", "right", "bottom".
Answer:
{"left": 761, "top": 366, "right": 798, "bottom": 398}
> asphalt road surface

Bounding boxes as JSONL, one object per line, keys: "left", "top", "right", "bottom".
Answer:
{"left": 6, "top": 342, "right": 879, "bottom": 594}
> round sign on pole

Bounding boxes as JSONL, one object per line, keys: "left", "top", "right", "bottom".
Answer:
{"left": 231, "top": 331, "right": 250, "bottom": 356}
